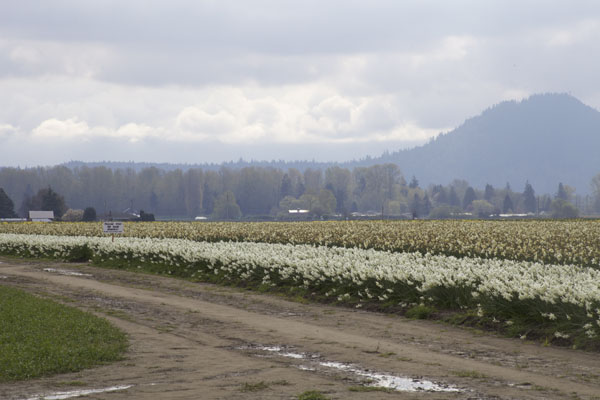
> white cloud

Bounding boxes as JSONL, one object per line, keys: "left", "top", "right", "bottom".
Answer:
{"left": 114, "top": 123, "right": 161, "bottom": 143}
{"left": 175, "top": 107, "right": 238, "bottom": 141}
{"left": 21, "top": 85, "right": 444, "bottom": 148}
{"left": 32, "top": 118, "right": 90, "bottom": 140}
{"left": 410, "top": 35, "right": 479, "bottom": 68}
{"left": 9, "top": 45, "right": 41, "bottom": 65}
{"left": 30, "top": 118, "right": 162, "bottom": 144}
{"left": 1, "top": 38, "right": 112, "bottom": 79}
{"left": 0, "top": 123, "right": 17, "bottom": 140}
{"left": 546, "top": 19, "right": 600, "bottom": 47}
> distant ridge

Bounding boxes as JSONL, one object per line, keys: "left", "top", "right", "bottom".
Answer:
{"left": 62, "top": 159, "right": 333, "bottom": 173}
{"left": 62, "top": 93, "right": 600, "bottom": 194}
{"left": 370, "top": 93, "right": 600, "bottom": 194}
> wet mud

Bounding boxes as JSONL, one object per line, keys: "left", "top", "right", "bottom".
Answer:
{"left": 1, "top": 257, "right": 600, "bottom": 399}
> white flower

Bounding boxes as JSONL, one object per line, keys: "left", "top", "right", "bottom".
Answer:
{"left": 554, "top": 331, "right": 569, "bottom": 339}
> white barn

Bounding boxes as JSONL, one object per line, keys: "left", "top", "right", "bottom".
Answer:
{"left": 29, "top": 211, "right": 55, "bottom": 222}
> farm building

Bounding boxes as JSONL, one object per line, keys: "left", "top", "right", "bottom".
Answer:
{"left": 29, "top": 210, "right": 54, "bottom": 222}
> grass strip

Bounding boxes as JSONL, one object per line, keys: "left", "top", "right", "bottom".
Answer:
{"left": 0, "top": 285, "right": 127, "bottom": 382}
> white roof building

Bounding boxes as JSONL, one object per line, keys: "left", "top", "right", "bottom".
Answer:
{"left": 288, "top": 209, "right": 310, "bottom": 214}
{"left": 29, "top": 210, "right": 55, "bottom": 222}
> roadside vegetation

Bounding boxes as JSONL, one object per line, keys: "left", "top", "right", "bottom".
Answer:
{"left": 0, "top": 285, "right": 127, "bottom": 382}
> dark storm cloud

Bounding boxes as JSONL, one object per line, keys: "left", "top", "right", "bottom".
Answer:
{"left": 1, "top": 0, "right": 597, "bottom": 87}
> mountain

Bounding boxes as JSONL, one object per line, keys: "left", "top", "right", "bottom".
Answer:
{"left": 371, "top": 93, "right": 600, "bottom": 194}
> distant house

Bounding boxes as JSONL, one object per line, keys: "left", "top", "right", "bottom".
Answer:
{"left": 288, "top": 209, "right": 310, "bottom": 214}
{"left": 29, "top": 211, "right": 54, "bottom": 222}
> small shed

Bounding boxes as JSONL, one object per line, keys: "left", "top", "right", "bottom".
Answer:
{"left": 29, "top": 210, "right": 55, "bottom": 222}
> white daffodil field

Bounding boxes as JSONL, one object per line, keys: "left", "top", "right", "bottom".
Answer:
{"left": 0, "top": 222, "right": 599, "bottom": 350}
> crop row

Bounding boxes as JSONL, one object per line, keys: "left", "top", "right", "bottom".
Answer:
{"left": 1, "top": 220, "right": 600, "bottom": 268}
{"left": 1, "top": 233, "right": 599, "bottom": 349}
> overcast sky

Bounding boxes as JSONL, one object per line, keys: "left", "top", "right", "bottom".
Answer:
{"left": 1, "top": 0, "right": 600, "bottom": 167}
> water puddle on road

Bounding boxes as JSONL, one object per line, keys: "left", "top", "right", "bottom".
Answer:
{"left": 239, "top": 344, "right": 461, "bottom": 393}
{"left": 319, "top": 361, "right": 458, "bottom": 392}
{"left": 43, "top": 268, "right": 92, "bottom": 277}
{"left": 24, "top": 385, "right": 133, "bottom": 400}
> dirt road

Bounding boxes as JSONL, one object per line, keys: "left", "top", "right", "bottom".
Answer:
{"left": 1, "top": 257, "right": 599, "bottom": 400}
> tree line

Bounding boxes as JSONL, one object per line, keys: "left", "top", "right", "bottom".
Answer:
{"left": 1, "top": 165, "right": 599, "bottom": 220}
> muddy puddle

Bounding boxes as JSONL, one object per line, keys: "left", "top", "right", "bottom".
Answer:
{"left": 239, "top": 344, "right": 461, "bottom": 393}
{"left": 23, "top": 384, "right": 133, "bottom": 400}
{"left": 42, "top": 268, "right": 92, "bottom": 277}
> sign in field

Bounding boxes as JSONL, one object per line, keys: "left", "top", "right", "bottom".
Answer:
{"left": 102, "top": 222, "right": 124, "bottom": 234}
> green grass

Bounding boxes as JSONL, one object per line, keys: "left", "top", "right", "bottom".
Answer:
{"left": 239, "top": 380, "right": 291, "bottom": 392}
{"left": 240, "top": 381, "right": 270, "bottom": 392}
{"left": 298, "top": 391, "right": 331, "bottom": 400}
{"left": 453, "top": 369, "right": 488, "bottom": 379}
{"left": 0, "top": 286, "right": 128, "bottom": 382}
{"left": 405, "top": 304, "right": 435, "bottom": 319}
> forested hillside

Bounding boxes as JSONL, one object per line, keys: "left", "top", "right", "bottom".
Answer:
{"left": 375, "top": 93, "right": 600, "bottom": 194}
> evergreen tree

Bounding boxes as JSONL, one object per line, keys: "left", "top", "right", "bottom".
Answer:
{"left": 522, "top": 181, "right": 536, "bottom": 213}
{"left": 462, "top": 187, "right": 477, "bottom": 210}
{"left": 280, "top": 174, "right": 293, "bottom": 198}
{"left": 0, "top": 188, "right": 17, "bottom": 218}
{"left": 484, "top": 184, "right": 495, "bottom": 201}
{"left": 556, "top": 182, "right": 568, "bottom": 200}
{"left": 422, "top": 193, "right": 432, "bottom": 216}
{"left": 295, "top": 181, "right": 305, "bottom": 198}
{"left": 432, "top": 185, "right": 448, "bottom": 205}
{"left": 149, "top": 190, "right": 159, "bottom": 213}
{"left": 503, "top": 193, "right": 514, "bottom": 213}
{"left": 18, "top": 184, "right": 34, "bottom": 218}
{"left": 436, "top": 187, "right": 448, "bottom": 205}
{"left": 29, "top": 187, "right": 68, "bottom": 218}
{"left": 410, "top": 193, "right": 421, "bottom": 218}
{"left": 408, "top": 175, "right": 419, "bottom": 189}
{"left": 82, "top": 207, "right": 97, "bottom": 222}
{"left": 448, "top": 187, "right": 461, "bottom": 207}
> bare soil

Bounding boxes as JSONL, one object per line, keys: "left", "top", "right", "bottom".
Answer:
{"left": 1, "top": 257, "right": 600, "bottom": 400}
